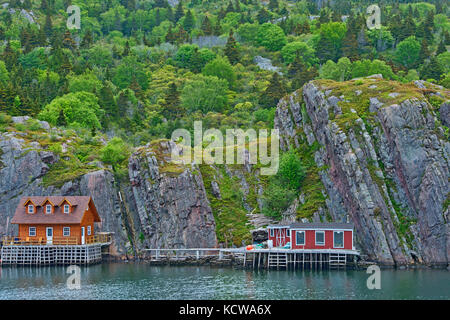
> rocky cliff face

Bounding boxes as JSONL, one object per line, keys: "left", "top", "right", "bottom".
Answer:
{"left": 1, "top": 78, "right": 448, "bottom": 267}
{"left": 275, "top": 77, "right": 449, "bottom": 266}
{"left": 0, "top": 120, "right": 217, "bottom": 257}
{"left": 0, "top": 127, "right": 132, "bottom": 256}
{"left": 127, "top": 140, "right": 217, "bottom": 249}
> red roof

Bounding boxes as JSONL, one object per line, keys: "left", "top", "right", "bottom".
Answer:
{"left": 11, "top": 196, "right": 101, "bottom": 225}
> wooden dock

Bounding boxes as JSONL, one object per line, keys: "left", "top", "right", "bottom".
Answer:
{"left": 0, "top": 234, "right": 112, "bottom": 266}
{"left": 144, "top": 248, "right": 359, "bottom": 270}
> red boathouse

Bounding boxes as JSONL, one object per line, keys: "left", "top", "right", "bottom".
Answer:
{"left": 267, "top": 223, "right": 354, "bottom": 250}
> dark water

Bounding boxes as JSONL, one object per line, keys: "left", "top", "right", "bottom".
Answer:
{"left": 0, "top": 263, "right": 448, "bottom": 300}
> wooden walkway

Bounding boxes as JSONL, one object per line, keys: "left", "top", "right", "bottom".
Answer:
{"left": 144, "top": 248, "right": 360, "bottom": 269}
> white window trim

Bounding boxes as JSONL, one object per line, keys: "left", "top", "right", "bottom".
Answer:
{"left": 87, "top": 226, "right": 91, "bottom": 236}
{"left": 295, "top": 231, "right": 305, "bottom": 246}
{"left": 333, "top": 231, "right": 344, "bottom": 248}
{"left": 29, "top": 227, "right": 36, "bottom": 237}
{"left": 64, "top": 204, "right": 70, "bottom": 214}
{"left": 28, "top": 205, "right": 34, "bottom": 214}
{"left": 63, "top": 227, "right": 70, "bottom": 237}
{"left": 315, "top": 231, "right": 325, "bottom": 246}
{"left": 46, "top": 205, "right": 52, "bottom": 214}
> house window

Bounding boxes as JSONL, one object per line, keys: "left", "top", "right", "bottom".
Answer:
{"left": 64, "top": 204, "right": 70, "bottom": 214}
{"left": 296, "top": 231, "right": 305, "bottom": 246}
{"left": 63, "top": 227, "right": 70, "bottom": 237}
{"left": 46, "top": 205, "right": 52, "bottom": 214}
{"left": 87, "top": 226, "right": 91, "bottom": 236}
{"left": 286, "top": 229, "right": 291, "bottom": 237}
{"left": 315, "top": 231, "right": 325, "bottom": 246}
{"left": 28, "top": 205, "right": 34, "bottom": 214}
{"left": 269, "top": 229, "right": 274, "bottom": 237}
{"left": 334, "top": 231, "right": 344, "bottom": 248}
{"left": 29, "top": 227, "right": 36, "bottom": 237}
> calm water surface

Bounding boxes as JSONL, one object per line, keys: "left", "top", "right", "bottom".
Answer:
{"left": 0, "top": 263, "right": 448, "bottom": 300}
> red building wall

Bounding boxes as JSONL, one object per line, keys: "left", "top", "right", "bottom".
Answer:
{"left": 291, "top": 229, "right": 353, "bottom": 250}
{"left": 268, "top": 228, "right": 290, "bottom": 247}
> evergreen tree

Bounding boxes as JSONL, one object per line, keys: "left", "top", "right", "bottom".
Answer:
{"left": 399, "top": 16, "right": 416, "bottom": 41}
{"left": 44, "top": 13, "right": 53, "bottom": 38}
{"left": 81, "top": 30, "right": 93, "bottom": 49}
{"left": 218, "top": 7, "right": 226, "bottom": 20}
{"left": 226, "top": 1, "right": 234, "bottom": 13}
{"left": 260, "top": 73, "right": 286, "bottom": 108}
{"left": 201, "top": 16, "right": 213, "bottom": 36}
{"left": 421, "top": 56, "right": 443, "bottom": 81}
{"left": 419, "top": 38, "right": 430, "bottom": 64}
{"left": 342, "top": 16, "right": 359, "bottom": 61}
{"left": 257, "top": 7, "right": 271, "bottom": 24}
{"left": 175, "top": 1, "right": 184, "bottom": 22}
{"left": 234, "top": 0, "right": 241, "bottom": 12}
{"left": 1, "top": 41, "right": 18, "bottom": 71}
{"left": 436, "top": 40, "right": 446, "bottom": 56}
{"left": 165, "top": 26, "right": 177, "bottom": 44}
{"left": 129, "top": 75, "right": 143, "bottom": 98}
{"left": 123, "top": 41, "right": 131, "bottom": 56}
{"left": 57, "top": 109, "right": 67, "bottom": 127}
{"left": 444, "top": 31, "right": 450, "bottom": 45}
{"left": 268, "top": 0, "right": 278, "bottom": 12}
{"left": 167, "top": 6, "right": 175, "bottom": 22}
{"left": 155, "top": 8, "right": 161, "bottom": 26}
{"left": 162, "top": 82, "right": 183, "bottom": 119}
{"left": 289, "top": 54, "right": 317, "bottom": 90}
{"left": 214, "top": 20, "right": 222, "bottom": 36}
{"left": 62, "top": 30, "right": 76, "bottom": 50}
{"left": 423, "top": 10, "right": 435, "bottom": 42}
{"left": 224, "top": 29, "right": 239, "bottom": 65}
{"left": 183, "top": 10, "right": 195, "bottom": 33}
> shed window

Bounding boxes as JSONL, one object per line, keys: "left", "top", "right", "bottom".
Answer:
{"left": 28, "top": 205, "right": 34, "bottom": 214}
{"left": 87, "top": 226, "right": 91, "bottom": 236}
{"left": 269, "top": 229, "right": 274, "bottom": 237}
{"left": 64, "top": 204, "right": 70, "bottom": 214}
{"left": 315, "top": 231, "right": 325, "bottom": 246}
{"left": 286, "top": 229, "right": 291, "bottom": 237}
{"left": 29, "top": 227, "right": 36, "bottom": 237}
{"left": 296, "top": 231, "right": 305, "bottom": 246}
{"left": 334, "top": 231, "right": 344, "bottom": 248}
{"left": 46, "top": 205, "right": 52, "bottom": 214}
{"left": 63, "top": 227, "right": 70, "bottom": 237}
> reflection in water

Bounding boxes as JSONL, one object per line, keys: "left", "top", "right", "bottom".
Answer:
{"left": 0, "top": 264, "right": 448, "bottom": 300}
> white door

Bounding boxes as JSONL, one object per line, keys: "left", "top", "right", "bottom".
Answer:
{"left": 46, "top": 227, "right": 53, "bottom": 244}
{"left": 81, "top": 227, "right": 85, "bottom": 245}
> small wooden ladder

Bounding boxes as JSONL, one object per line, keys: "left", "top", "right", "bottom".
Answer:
{"left": 329, "top": 253, "right": 347, "bottom": 268}
{"left": 268, "top": 253, "right": 288, "bottom": 269}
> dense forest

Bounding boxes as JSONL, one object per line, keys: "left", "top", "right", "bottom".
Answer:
{"left": 0, "top": 0, "right": 448, "bottom": 224}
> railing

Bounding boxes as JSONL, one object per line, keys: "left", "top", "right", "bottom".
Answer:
{"left": 86, "top": 233, "right": 111, "bottom": 244}
{"left": 2, "top": 233, "right": 112, "bottom": 246}
{"left": 144, "top": 248, "right": 225, "bottom": 260}
{"left": 2, "top": 236, "right": 77, "bottom": 246}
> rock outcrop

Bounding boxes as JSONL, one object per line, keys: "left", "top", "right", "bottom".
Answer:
{"left": 127, "top": 140, "right": 217, "bottom": 249}
{"left": 0, "top": 131, "right": 217, "bottom": 257}
{"left": 274, "top": 77, "right": 449, "bottom": 266}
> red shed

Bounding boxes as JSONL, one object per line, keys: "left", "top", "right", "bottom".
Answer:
{"left": 267, "top": 223, "right": 354, "bottom": 250}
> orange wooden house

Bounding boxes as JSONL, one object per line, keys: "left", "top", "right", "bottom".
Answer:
{"left": 10, "top": 196, "right": 102, "bottom": 245}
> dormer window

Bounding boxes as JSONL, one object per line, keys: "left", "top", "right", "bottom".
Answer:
{"left": 46, "top": 205, "right": 52, "bottom": 214}
{"left": 28, "top": 205, "right": 34, "bottom": 214}
{"left": 64, "top": 204, "right": 70, "bottom": 214}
